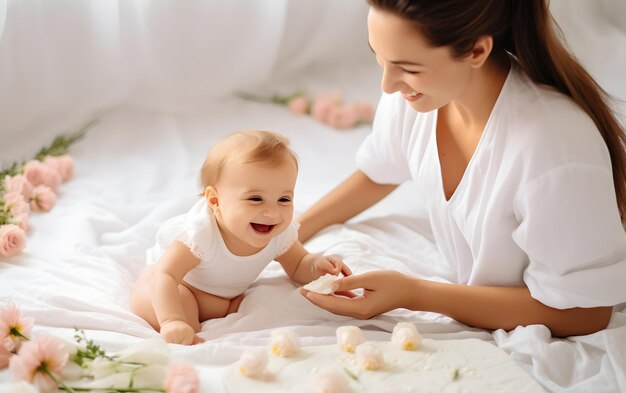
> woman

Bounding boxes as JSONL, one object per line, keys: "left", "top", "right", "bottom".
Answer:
{"left": 298, "top": 0, "right": 626, "bottom": 337}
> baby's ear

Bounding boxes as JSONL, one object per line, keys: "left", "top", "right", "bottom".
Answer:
{"left": 204, "top": 186, "right": 219, "bottom": 212}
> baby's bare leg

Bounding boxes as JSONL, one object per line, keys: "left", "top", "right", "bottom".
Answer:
{"left": 130, "top": 267, "right": 201, "bottom": 332}
{"left": 227, "top": 294, "right": 245, "bottom": 315}
{"left": 182, "top": 282, "right": 242, "bottom": 322}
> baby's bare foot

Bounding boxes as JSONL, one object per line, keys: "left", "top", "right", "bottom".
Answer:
{"left": 227, "top": 294, "right": 244, "bottom": 315}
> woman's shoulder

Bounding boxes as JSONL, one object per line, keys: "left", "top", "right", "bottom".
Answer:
{"left": 500, "top": 67, "right": 611, "bottom": 170}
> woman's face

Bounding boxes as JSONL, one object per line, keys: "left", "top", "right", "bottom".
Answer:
{"left": 367, "top": 7, "right": 474, "bottom": 113}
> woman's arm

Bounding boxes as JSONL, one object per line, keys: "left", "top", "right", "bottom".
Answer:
{"left": 298, "top": 170, "right": 398, "bottom": 242}
{"left": 302, "top": 270, "right": 612, "bottom": 337}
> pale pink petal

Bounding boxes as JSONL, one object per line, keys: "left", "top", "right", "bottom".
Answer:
{"left": 0, "top": 343, "right": 10, "bottom": 369}
{"left": 10, "top": 335, "right": 68, "bottom": 393}
{"left": 0, "top": 224, "right": 27, "bottom": 257}
{"left": 165, "top": 362, "right": 200, "bottom": 393}
{"left": 56, "top": 155, "right": 74, "bottom": 182}
{"left": 354, "top": 100, "right": 374, "bottom": 123}
{"left": 23, "top": 161, "right": 61, "bottom": 191}
{"left": 3, "top": 175, "right": 33, "bottom": 199}
{"left": 30, "top": 186, "right": 57, "bottom": 212}
{"left": 287, "top": 96, "right": 309, "bottom": 115}
{"left": 42, "top": 155, "right": 73, "bottom": 182}
{"left": 311, "top": 91, "right": 342, "bottom": 123}
{"left": 0, "top": 305, "right": 34, "bottom": 350}
{"left": 327, "top": 104, "right": 359, "bottom": 129}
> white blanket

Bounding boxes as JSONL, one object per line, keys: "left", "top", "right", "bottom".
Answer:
{"left": 1, "top": 1, "right": 626, "bottom": 392}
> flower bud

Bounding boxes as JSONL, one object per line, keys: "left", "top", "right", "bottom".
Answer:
{"left": 270, "top": 328, "right": 300, "bottom": 357}
{"left": 355, "top": 343, "right": 384, "bottom": 371}
{"left": 391, "top": 322, "right": 422, "bottom": 351}
{"left": 336, "top": 326, "right": 364, "bottom": 353}
{"left": 238, "top": 348, "right": 268, "bottom": 378}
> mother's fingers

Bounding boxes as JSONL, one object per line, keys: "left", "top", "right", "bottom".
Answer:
{"left": 300, "top": 289, "right": 365, "bottom": 318}
{"left": 332, "top": 271, "right": 381, "bottom": 292}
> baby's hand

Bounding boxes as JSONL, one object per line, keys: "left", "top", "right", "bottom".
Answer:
{"left": 159, "top": 320, "right": 203, "bottom": 345}
{"left": 312, "top": 254, "right": 352, "bottom": 278}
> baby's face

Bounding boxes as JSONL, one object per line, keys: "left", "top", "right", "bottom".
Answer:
{"left": 211, "top": 158, "right": 297, "bottom": 255}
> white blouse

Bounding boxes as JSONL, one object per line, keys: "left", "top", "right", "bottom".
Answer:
{"left": 356, "top": 65, "right": 626, "bottom": 309}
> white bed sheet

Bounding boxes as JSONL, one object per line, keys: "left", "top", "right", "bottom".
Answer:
{"left": 1, "top": 93, "right": 625, "bottom": 392}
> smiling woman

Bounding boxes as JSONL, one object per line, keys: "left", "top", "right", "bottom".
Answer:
{"left": 298, "top": 0, "right": 626, "bottom": 339}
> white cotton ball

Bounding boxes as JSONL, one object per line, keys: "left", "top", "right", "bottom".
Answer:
{"left": 336, "top": 326, "right": 365, "bottom": 353}
{"left": 311, "top": 367, "right": 352, "bottom": 393}
{"left": 391, "top": 322, "right": 422, "bottom": 351}
{"left": 303, "top": 274, "right": 339, "bottom": 294}
{"left": 270, "top": 327, "right": 300, "bottom": 357}
{"left": 355, "top": 343, "right": 384, "bottom": 371}
{"left": 238, "top": 348, "right": 268, "bottom": 378}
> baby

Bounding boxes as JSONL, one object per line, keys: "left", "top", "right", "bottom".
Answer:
{"left": 130, "top": 130, "right": 351, "bottom": 345}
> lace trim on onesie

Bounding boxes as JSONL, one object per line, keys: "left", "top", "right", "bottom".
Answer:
{"left": 176, "top": 232, "right": 206, "bottom": 260}
{"left": 275, "top": 221, "right": 301, "bottom": 257}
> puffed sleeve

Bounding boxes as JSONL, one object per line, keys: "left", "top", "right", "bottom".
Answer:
{"left": 174, "top": 199, "right": 215, "bottom": 261}
{"left": 512, "top": 163, "right": 626, "bottom": 309}
{"left": 355, "top": 93, "right": 413, "bottom": 184}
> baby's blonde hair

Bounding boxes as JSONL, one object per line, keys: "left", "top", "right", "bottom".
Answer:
{"left": 200, "top": 130, "right": 298, "bottom": 189}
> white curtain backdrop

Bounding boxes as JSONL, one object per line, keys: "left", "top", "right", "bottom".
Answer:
{"left": 0, "top": 0, "right": 624, "bottom": 161}
{"left": 0, "top": 0, "right": 372, "bottom": 163}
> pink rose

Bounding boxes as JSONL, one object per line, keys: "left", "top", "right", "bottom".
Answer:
{"left": 311, "top": 91, "right": 342, "bottom": 123}
{"left": 165, "top": 362, "right": 200, "bottom": 393}
{"left": 354, "top": 100, "right": 374, "bottom": 123}
{"left": 3, "top": 175, "right": 33, "bottom": 199}
{"left": 327, "top": 104, "right": 359, "bottom": 129}
{"left": 3, "top": 192, "right": 31, "bottom": 218}
{"left": 23, "top": 160, "right": 61, "bottom": 191}
{"left": 11, "top": 214, "right": 29, "bottom": 231}
{"left": 43, "top": 155, "right": 73, "bottom": 182}
{"left": 30, "top": 186, "right": 57, "bottom": 212}
{"left": 0, "top": 224, "right": 26, "bottom": 257}
{"left": 287, "top": 96, "right": 309, "bottom": 115}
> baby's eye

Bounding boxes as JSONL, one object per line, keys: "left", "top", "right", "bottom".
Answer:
{"left": 279, "top": 197, "right": 292, "bottom": 203}
{"left": 248, "top": 197, "right": 263, "bottom": 202}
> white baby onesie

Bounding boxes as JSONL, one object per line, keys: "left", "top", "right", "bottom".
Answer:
{"left": 146, "top": 199, "right": 299, "bottom": 298}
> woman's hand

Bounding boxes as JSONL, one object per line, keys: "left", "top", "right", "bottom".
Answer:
{"left": 159, "top": 320, "right": 205, "bottom": 345}
{"left": 300, "top": 270, "right": 414, "bottom": 319}
{"left": 312, "top": 254, "right": 352, "bottom": 277}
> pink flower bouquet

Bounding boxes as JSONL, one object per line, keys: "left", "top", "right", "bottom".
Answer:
{"left": 0, "top": 120, "right": 94, "bottom": 257}
{"left": 238, "top": 90, "right": 375, "bottom": 129}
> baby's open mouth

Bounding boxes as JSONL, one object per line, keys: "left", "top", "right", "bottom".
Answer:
{"left": 250, "top": 223, "right": 276, "bottom": 234}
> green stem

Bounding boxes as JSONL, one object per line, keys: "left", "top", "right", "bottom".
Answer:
{"left": 42, "top": 366, "right": 76, "bottom": 393}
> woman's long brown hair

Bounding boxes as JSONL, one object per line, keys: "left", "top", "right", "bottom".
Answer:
{"left": 368, "top": 0, "right": 626, "bottom": 224}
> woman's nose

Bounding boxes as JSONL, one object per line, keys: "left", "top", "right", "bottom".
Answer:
{"left": 380, "top": 65, "right": 399, "bottom": 94}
